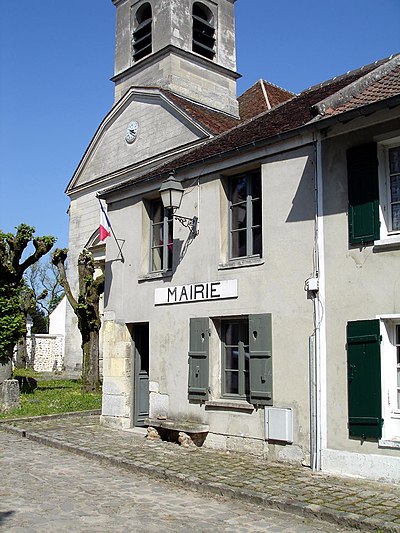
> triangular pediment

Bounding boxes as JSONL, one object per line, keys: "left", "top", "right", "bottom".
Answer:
{"left": 67, "top": 88, "right": 212, "bottom": 193}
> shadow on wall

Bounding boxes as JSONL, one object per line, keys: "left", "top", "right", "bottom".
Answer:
{"left": 285, "top": 154, "right": 316, "bottom": 224}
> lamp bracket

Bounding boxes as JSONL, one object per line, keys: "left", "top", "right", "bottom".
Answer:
{"left": 174, "top": 214, "right": 198, "bottom": 235}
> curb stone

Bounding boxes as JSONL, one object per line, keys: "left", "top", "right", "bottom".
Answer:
{"left": 1, "top": 422, "right": 399, "bottom": 533}
{"left": 0, "top": 409, "right": 101, "bottom": 424}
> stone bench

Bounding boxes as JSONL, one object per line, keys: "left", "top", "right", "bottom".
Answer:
{"left": 145, "top": 418, "right": 209, "bottom": 446}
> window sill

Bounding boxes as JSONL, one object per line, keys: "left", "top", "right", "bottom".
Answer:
{"left": 138, "top": 270, "right": 172, "bottom": 282}
{"left": 205, "top": 399, "right": 254, "bottom": 412}
{"left": 218, "top": 257, "right": 264, "bottom": 270}
{"left": 378, "top": 438, "right": 400, "bottom": 449}
{"left": 373, "top": 235, "right": 400, "bottom": 252}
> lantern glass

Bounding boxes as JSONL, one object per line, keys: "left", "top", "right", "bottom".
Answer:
{"left": 159, "top": 175, "right": 184, "bottom": 210}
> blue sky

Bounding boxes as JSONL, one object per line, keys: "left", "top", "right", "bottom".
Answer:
{"left": 0, "top": 0, "right": 399, "bottom": 248}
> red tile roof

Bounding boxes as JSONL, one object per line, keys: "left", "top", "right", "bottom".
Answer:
{"left": 238, "top": 80, "right": 294, "bottom": 121}
{"left": 141, "top": 58, "right": 390, "bottom": 176}
{"left": 325, "top": 64, "right": 400, "bottom": 116}
{"left": 159, "top": 89, "right": 240, "bottom": 134}
{"left": 100, "top": 55, "right": 400, "bottom": 197}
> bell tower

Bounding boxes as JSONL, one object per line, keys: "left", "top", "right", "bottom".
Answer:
{"left": 111, "top": 0, "right": 239, "bottom": 116}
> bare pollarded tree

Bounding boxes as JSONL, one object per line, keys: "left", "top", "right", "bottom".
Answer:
{"left": 52, "top": 248, "right": 104, "bottom": 392}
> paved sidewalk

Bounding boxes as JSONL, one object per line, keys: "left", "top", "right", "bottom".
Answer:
{"left": 1, "top": 414, "right": 399, "bottom": 533}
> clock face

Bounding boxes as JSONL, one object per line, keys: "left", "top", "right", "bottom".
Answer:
{"left": 125, "top": 120, "right": 139, "bottom": 144}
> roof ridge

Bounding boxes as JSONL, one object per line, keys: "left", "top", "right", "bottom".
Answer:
{"left": 311, "top": 53, "right": 400, "bottom": 117}
{"left": 261, "top": 79, "right": 296, "bottom": 96}
{"left": 159, "top": 87, "right": 240, "bottom": 120}
{"left": 302, "top": 54, "right": 399, "bottom": 95}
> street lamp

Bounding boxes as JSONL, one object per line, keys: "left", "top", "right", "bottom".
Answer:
{"left": 159, "top": 172, "right": 198, "bottom": 235}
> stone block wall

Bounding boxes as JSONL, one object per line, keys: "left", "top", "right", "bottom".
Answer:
{"left": 27, "top": 334, "right": 64, "bottom": 372}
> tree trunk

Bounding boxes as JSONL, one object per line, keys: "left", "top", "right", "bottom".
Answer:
{"left": 15, "top": 336, "right": 27, "bottom": 369}
{"left": 0, "top": 346, "right": 13, "bottom": 383}
{"left": 81, "top": 330, "right": 100, "bottom": 392}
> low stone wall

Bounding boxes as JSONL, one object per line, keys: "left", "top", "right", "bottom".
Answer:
{"left": 27, "top": 334, "right": 64, "bottom": 372}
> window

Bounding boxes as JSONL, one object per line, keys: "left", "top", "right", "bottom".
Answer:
{"left": 188, "top": 314, "right": 272, "bottom": 405}
{"left": 150, "top": 199, "right": 173, "bottom": 272}
{"left": 347, "top": 318, "right": 400, "bottom": 443}
{"left": 346, "top": 319, "right": 383, "bottom": 439}
{"left": 380, "top": 143, "right": 400, "bottom": 235}
{"left": 347, "top": 139, "right": 400, "bottom": 246}
{"left": 222, "top": 319, "right": 249, "bottom": 397}
{"left": 380, "top": 318, "right": 400, "bottom": 443}
{"left": 396, "top": 324, "right": 400, "bottom": 411}
{"left": 229, "top": 170, "right": 262, "bottom": 259}
{"left": 192, "top": 2, "right": 215, "bottom": 60}
{"left": 132, "top": 3, "right": 152, "bottom": 62}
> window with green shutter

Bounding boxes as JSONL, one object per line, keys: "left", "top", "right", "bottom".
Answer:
{"left": 347, "top": 319, "right": 383, "bottom": 439}
{"left": 220, "top": 314, "right": 273, "bottom": 405}
{"left": 347, "top": 143, "right": 380, "bottom": 245}
{"left": 188, "top": 317, "right": 209, "bottom": 401}
{"left": 249, "top": 314, "right": 273, "bottom": 406}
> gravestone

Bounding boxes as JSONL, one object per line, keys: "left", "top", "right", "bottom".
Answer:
{"left": 0, "top": 379, "right": 20, "bottom": 412}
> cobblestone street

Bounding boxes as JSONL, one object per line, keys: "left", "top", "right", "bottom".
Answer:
{"left": 1, "top": 414, "right": 399, "bottom": 532}
{"left": 0, "top": 431, "right": 351, "bottom": 533}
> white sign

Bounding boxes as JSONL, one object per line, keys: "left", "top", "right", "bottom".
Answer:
{"left": 155, "top": 279, "right": 238, "bottom": 305}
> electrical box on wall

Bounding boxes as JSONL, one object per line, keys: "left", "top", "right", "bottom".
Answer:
{"left": 265, "top": 407, "right": 293, "bottom": 443}
{"left": 305, "top": 277, "right": 319, "bottom": 292}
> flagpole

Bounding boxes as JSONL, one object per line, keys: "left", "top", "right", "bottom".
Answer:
{"left": 98, "top": 198, "right": 125, "bottom": 262}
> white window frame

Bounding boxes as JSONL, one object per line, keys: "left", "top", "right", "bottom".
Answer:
{"left": 376, "top": 133, "right": 400, "bottom": 247}
{"left": 379, "top": 315, "right": 400, "bottom": 447}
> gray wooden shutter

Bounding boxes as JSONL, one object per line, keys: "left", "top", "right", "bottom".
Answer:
{"left": 188, "top": 317, "right": 209, "bottom": 401}
{"left": 249, "top": 313, "right": 272, "bottom": 405}
{"left": 347, "top": 319, "right": 383, "bottom": 439}
{"left": 347, "top": 143, "right": 380, "bottom": 245}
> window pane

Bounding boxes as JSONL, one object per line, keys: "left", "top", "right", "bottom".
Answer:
{"left": 244, "top": 347, "right": 250, "bottom": 371}
{"left": 231, "top": 204, "right": 247, "bottom": 229}
{"left": 224, "top": 323, "right": 240, "bottom": 345}
{"left": 152, "top": 222, "right": 163, "bottom": 247}
{"left": 152, "top": 247, "right": 162, "bottom": 271}
{"left": 252, "top": 173, "right": 261, "bottom": 199}
{"left": 152, "top": 202, "right": 163, "bottom": 223}
{"left": 225, "top": 371, "right": 239, "bottom": 394}
{"left": 225, "top": 347, "right": 239, "bottom": 369}
{"left": 392, "top": 204, "right": 400, "bottom": 231}
{"left": 231, "top": 229, "right": 246, "bottom": 258}
{"left": 389, "top": 147, "right": 400, "bottom": 174}
{"left": 231, "top": 176, "right": 247, "bottom": 204}
{"left": 252, "top": 226, "right": 262, "bottom": 256}
{"left": 252, "top": 198, "right": 262, "bottom": 227}
{"left": 391, "top": 174, "right": 400, "bottom": 203}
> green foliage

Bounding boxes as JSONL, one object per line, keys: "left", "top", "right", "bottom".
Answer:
{"left": 0, "top": 224, "right": 56, "bottom": 363}
{"left": 0, "top": 288, "right": 25, "bottom": 362}
{"left": 0, "top": 378, "right": 102, "bottom": 419}
{"left": 30, "top": 304, "right": 48, "bottom": 334}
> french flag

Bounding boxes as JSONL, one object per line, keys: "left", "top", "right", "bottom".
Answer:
{"left": 99, "top": 201, "right": 111, "bottom": 242}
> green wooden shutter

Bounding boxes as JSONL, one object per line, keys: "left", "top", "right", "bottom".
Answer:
{"left": 347, "top": 143, "right": 380, "bottom": 245}
{"left": 188, "top": 317, "right": 209, "bottom": 401}
{"left": 249, "top": 313, "right": 272, "bottom": 405}
{"left": 347, "top": 319, "right": 383, "bottom": 439}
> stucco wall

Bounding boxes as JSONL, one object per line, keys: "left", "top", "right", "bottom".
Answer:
{"left": 322, "top": 116, "right": 400, "bottom": 462}
{"left": 101, "top": 144, "right": 316, "bottom": 460}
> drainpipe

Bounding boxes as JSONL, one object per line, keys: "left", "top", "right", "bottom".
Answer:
{"left": 312, "top": 133, "right": 327, "bottom": 472}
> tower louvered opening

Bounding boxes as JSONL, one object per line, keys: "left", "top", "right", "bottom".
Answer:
{"left": 192, "top": 2, "right": 215, "bottom": 60}
{"left": 133, "top": 3, "right": 152, "bottom": 62}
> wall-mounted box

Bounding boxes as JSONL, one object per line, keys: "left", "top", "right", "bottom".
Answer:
{"left": 265, "top": 407, "right": 293, "bottom": 443}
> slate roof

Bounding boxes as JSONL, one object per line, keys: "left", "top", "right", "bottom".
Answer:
{"left": 100, "top": 54, "right": 400, "bottom": 196}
